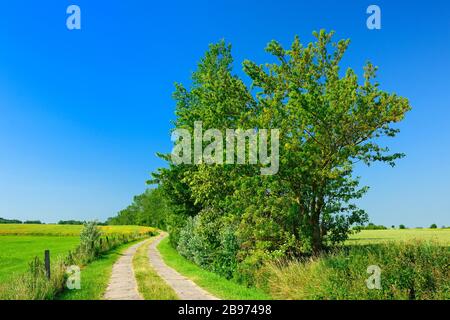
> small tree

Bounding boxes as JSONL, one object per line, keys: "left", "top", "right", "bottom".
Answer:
{"left": 399, "top": 224, "right": 406, "bottom": 229}
{"left": 430, "top": 223, "right": 437, "bottom": 229}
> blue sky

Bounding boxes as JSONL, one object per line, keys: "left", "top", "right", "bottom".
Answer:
{"left": 0, "top": 1, "right": 449, "bottom": 226}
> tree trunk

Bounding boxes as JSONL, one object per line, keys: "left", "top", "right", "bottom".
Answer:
{"left": 311, "top": 214, "right": 322, "bottom": 254}
{"left": 311, "top": 195, "right": 324, "bottom": 254}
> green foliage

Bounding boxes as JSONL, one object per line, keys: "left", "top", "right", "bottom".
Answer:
{"left": 357, "top": 223, "right": 388, "bottom": 230}
{"left": 0, "top": 217, "right": 23, "bottom": 224}
{"left": 150, "top": 30, "right": 411, "bottom": 284}
{"left": 58, "top": 220, "right": 85, "bottom": 225}
{"left": 177, "top": 209, "right": 239, "bottom": 279}
{"left": 107, "top": 188, "right": 171, "bottom": 230}
{"left": 430, "top": 224, "right": 437, "bottom": 229}
{"left": 23, "top": 220, "right": 43, "bottom": 224}
{"left": 78, "top": 221, "right": 102, "bottom": 262}
{"left": 399, "top": 224, "right": 407, "bottom": 229}
{"left": 258, "top": 241, "right": 449, "bottom": 300}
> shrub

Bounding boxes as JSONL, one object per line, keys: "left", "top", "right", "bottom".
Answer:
{"left": 362, "top": 223, "right": 387, "bottom": 230}
{"left": 430, "top": 224, "right": 437, "bottom": 229}
{"left": 257, "top": 241, "right": 449, "bottom": 300}
{"left": 177, "top": 209, "right": 239, "bottom": 279}
{"left": 399, "top": 224, "right": 406, "bottom": 229}
{"left": 77, "top": 221, "right": 102, "bottom": 263}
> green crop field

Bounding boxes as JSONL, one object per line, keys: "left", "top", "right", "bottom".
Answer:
{"left": 0, "top": 236, "right": 80, "bottom": 283}
{"left": 348, "top": 228, "right": 450, "bottom": 245}
{"left": 0, "top": 224, "right": 155, "bottom": 236}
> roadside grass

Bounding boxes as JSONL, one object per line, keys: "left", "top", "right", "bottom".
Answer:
{"left": 157, "top": 237, "right": 271, "bottom": 300}
{"left": 258, "top": 240, "right": 449, "bottom": 300}
{"left": 0, "top": 236, "right": 79, "bottom": 284}
{"left": 0, "top": 224, "right": 155, "bottom": 236}
{"left": 57, "top": 240, "right": 140, "bottom": 300}
{"left": 348, "top": 228, "right": 450, "bottom": 245}
{"left": 133, "top": 238, "right": 178, "bottom": 300}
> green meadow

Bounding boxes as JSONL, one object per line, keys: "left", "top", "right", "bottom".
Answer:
{"left": 0, "top": 236, "right": 79, "bottom": 283}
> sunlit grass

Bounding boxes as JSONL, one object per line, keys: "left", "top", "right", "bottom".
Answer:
{"left": 133, "top": 238, "right": 178, "bottom": 300}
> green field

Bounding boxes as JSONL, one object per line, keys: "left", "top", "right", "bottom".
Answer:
{"left": 0, "top": 236, "right": 80, "bottom": 283}
{"left": 348, "top": 228, "right": 450, "bottom": 245}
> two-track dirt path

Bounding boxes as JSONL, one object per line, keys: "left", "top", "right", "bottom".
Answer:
{"left": 103, "top": 233, "right": 219, "bottom": 300}
{"left": 148, "top": 232, "right": 219, "bottom": 300}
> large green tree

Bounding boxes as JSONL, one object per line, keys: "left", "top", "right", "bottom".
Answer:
{"left": 152, "top": 30, "right": 411, "bottom": 277}
{"left": 241, "top": 30, "right": 411, "bottom": 253}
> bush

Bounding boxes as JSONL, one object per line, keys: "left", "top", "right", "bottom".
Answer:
{"left": 361, "top": 223, "right": 387, "bottom": 230}
{"left": 399, "top": 224, "right": 406, "bottom": 229}
{"left": 257, "top": 241, "right": 449, "bottom": 300}
{"left": 78, "top": 221, "right": 102, "bottom": 262}
{"left": 177, "top": 209, "right": 238, "bottom": 279}
{"left": 430, "top": 224, "right": 437, "bottom": 229}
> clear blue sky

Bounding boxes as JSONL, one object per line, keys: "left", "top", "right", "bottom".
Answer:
{"left": 0, "top": 1, "right": 449, "bottom": 226}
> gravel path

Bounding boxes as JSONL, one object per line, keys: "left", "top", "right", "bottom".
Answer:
{"left": 148, "top": 232, "right": 219, "bottom": 300}
{"left": 103, "top": 240, "right": 145, "bottom": 300}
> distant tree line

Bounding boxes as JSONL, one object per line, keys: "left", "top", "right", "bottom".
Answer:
{"left": 0, "top": 218, "right": 110, "bottom": 225}
{"left": 58, "top": 220, "right": 86, "bottom": 225}
{"left": 0, "top": 217, "right": 23, "bottom": 224}
{"left": 0, "top": 218, "right": 43, "bottom": 224}
{"left": 106, "top": 188, "right": 169, "bottom": 230}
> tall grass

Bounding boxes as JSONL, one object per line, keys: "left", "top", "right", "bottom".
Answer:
{"left": 257, "top": 241, "right": 449, "bottom": 300}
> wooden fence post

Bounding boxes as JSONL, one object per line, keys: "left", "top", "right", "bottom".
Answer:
{"left": 44, "top": 250, "right": 51, "bottom": 279}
